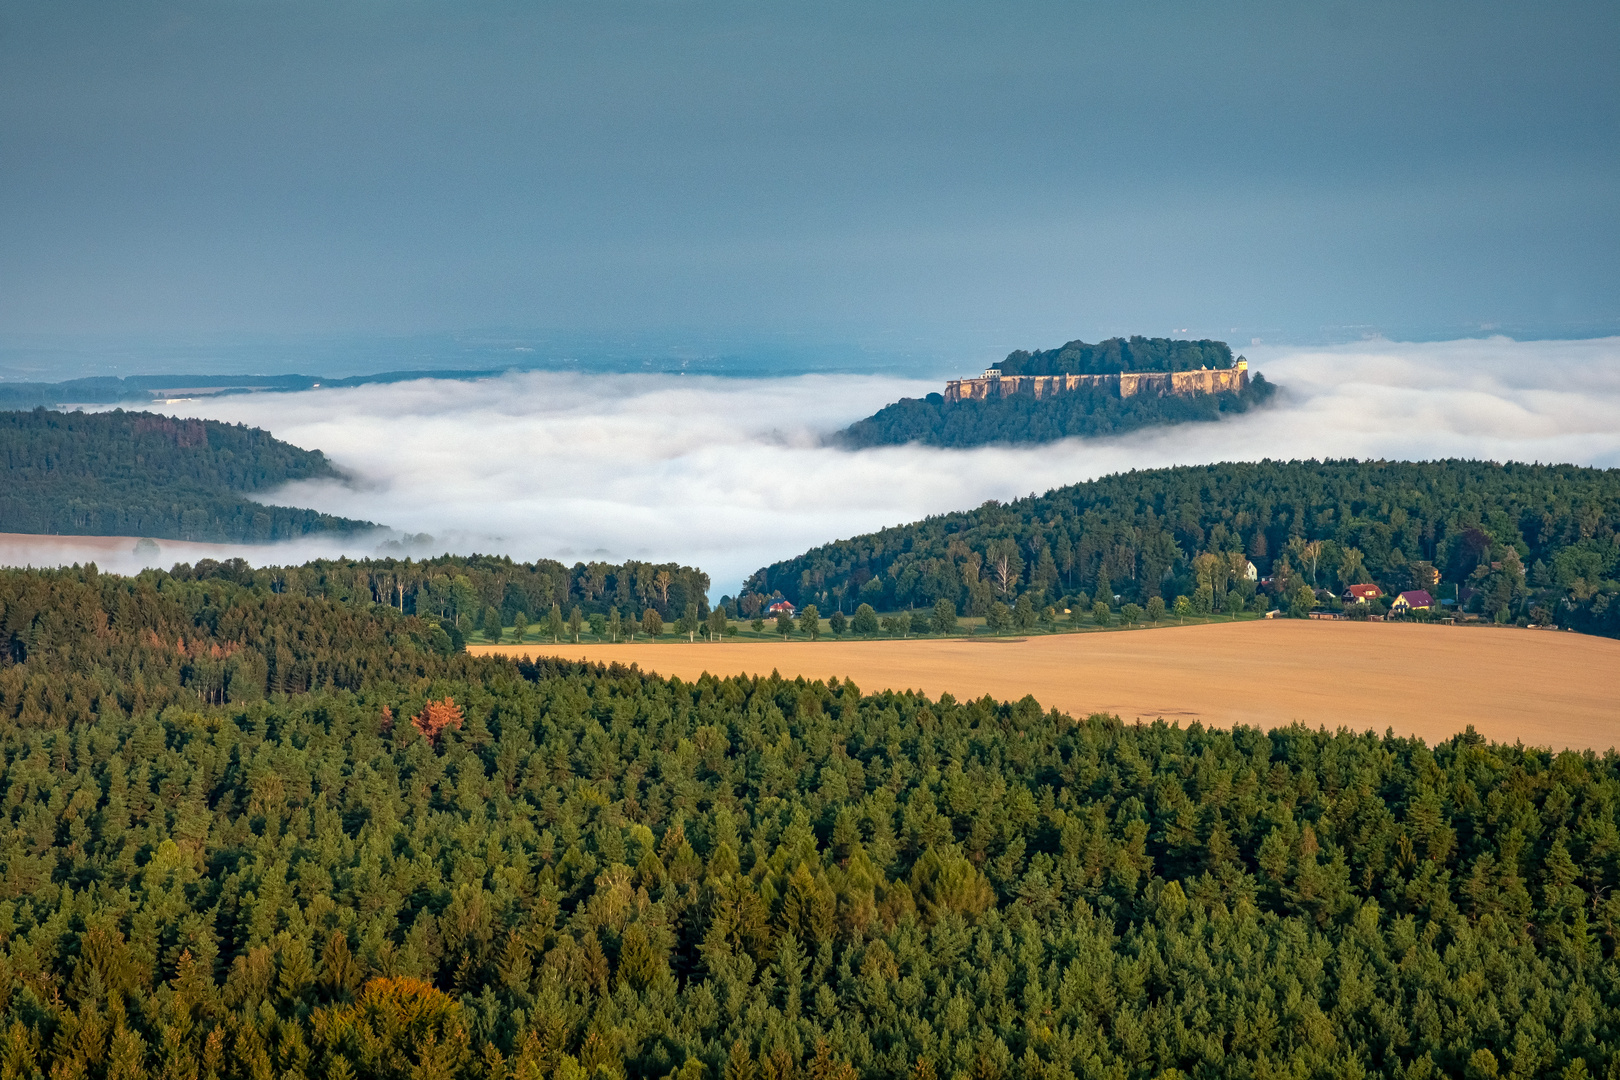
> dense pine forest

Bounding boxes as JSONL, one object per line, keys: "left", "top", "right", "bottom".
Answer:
{"left": 835, "top": 377, "right": 1275, "bottom": 450}
{"left": 745, "top": 460, "right": 1620, "bottom": 637}
{"left": 995, "top": 337, "right": 1237, "bottom": 377}
{"left": 0, "top": 409, "right": 373, "bottom": 542}
{"left": 0, "top": 560, "right": 1618, "bottom": 1079}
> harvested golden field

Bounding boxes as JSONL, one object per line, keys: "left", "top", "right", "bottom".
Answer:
{"left": 471, "top": 620, "right": 1620, "bottom": 750}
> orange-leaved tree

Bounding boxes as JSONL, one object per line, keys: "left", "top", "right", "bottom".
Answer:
{"left": 413, "top": 698, "right": 464, "bottom": 745}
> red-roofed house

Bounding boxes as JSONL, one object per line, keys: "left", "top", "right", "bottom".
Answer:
{"left": 1343, "top": 583, "right": 1382, "bottom": 604}
{"left": 1390, "top": 590, "right": 1433, "bottom": 614}
{"left": 767, "top": 599, "right": 796, "bottom": 616}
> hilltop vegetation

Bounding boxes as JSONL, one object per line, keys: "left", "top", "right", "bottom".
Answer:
{"left": 996, "top": 336, "right": 1236, "bottom": 376}
{"left": 1, "top": 560, "right": 1619, "bottom": 1079}
{"left": 0, "top": 408, "right": 372, "bottom": 542}
{"left": 745, "top": 459, "right": 1620, "bottom": 637}
{"left": 836, "top": 375, "right": 1274, "bottom": 449}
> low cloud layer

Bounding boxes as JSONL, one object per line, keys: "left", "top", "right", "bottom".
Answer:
{"left": 30, "top": 336, "right": 1620, "bottom": 593}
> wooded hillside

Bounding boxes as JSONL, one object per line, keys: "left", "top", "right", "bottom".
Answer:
{"left": 746, "top": 459, "right": 1620, "bottom": 637}
{"left": 0, "top": 408, "right": 373, "bottom": 541}
{"left": 0, "top": 560, "right": 1618, "bottom": 1079}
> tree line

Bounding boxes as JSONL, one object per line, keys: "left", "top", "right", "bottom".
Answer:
{"left": 743, "top": 459, "right": 1620, "bottom": 637}
{"left": 0, "top": 560, "right": 1617, "bottom": 1079}
{"left": 0, "top": 408, "right": 373, "bottom": 542}
{"left": 191, "top": 553, "right": 713, "bottom": 649}
{"left": 835, "top": 377, "right": 1275, "bottom": 450}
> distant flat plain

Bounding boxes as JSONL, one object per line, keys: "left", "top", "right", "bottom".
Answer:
{"left": 472, "top": 621, "right": 1620, "bottom": 751}
{"left": 0, "top": 532, "right": 246, "bottom": 567}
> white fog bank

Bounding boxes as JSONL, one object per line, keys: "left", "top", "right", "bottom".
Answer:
{"left": 40, "top": 335, "right": 1620, "bottom": 593}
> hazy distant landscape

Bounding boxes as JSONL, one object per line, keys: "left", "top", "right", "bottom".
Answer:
{"left": 41, "top": 334, "right": 1610, "bottom": 591}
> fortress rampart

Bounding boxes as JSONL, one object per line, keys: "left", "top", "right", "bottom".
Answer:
{"left": 944, "top": 362, "right": 1247, "bottom": 403}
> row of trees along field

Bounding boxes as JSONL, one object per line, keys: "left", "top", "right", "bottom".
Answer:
{"left": 0, "top": 560, "right": 1619, "bottom": 1079}
{"left": 0, "top": 409, "right": 374, "bottom": 542}
{"left": 173, "top": 552, "right": 711, "bottom": 649}
{"left": 834, "top": 378, "right": 1275, "bottom": 450}
{"left": 743, "top": 460, "right": 1620, "bottom": 638}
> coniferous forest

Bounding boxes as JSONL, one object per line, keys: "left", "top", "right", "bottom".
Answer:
{"left": 746, "top": 460, "right": 1620, "bottom": 637}
{"left": 0, "top": 409, "right": 373, "bottom": 542}
{"left": 0, "top": 560, "right": 1618, "bottom": 1080}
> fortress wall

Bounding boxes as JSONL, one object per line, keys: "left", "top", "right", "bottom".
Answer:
{"left": 944, "top": 367, "right": 1245, "bottom": 403}
{"left": 946, "top": 373, "right": 1116, "bottom": 402}
{"left": 1170, "top": 368, "right": 1246, "bottom": 395}
{"left": 1118, "top": 372, "right": 1172, "bottom": 398}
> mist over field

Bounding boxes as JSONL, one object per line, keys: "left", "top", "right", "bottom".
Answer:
{"left": 84, "top": 335, "right": 1613, "bottom": 594}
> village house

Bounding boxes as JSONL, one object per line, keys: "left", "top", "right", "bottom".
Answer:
{"left": 766, "top": 599, "right": 797, "bottom": 616}
{"left": 1343, "top": 583, "right": 1382, "bottom": 604}
{"left": 1389, "top": 589, "right": 1433, "bottom": 614}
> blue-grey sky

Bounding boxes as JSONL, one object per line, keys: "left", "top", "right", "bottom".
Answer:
{"left": 1, "top": 0, "right": 1616, "bottom": 362}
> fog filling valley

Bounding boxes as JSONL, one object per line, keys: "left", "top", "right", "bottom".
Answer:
{"left": 27, "top": 336, "right": 1620, "bottom": 592}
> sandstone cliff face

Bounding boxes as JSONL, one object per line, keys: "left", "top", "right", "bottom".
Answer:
{"left": 943, "top": 367, "right": 1246, "bottom": 403}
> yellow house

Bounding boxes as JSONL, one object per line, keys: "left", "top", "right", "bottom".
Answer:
{"left": 1389, "top": 590, "right": 1433, "bottom": 614}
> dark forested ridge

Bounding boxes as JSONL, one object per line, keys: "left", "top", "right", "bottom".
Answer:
{"left": 0, "top": 408, "right": 374, "bottom": 542}
{"left": 836, "top": 376, "right": 1275, "bottom": 449}
{"left": 746, "top": 459, "right": 1620, "bottom": 637}
{"left": 996, "top": 336, "right": 1236, "bottom": 377}
{"left": 1, "top": 559, "right": 1619, "bottom": 1079}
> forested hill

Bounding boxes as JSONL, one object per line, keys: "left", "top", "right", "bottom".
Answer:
{"left": 3, "top": 559, "right": 1620, "bottom": 1080}
{"left": 0, "top": 407, "right": 374, "bottom": 542}
{"left": 745, "top": 459, "right": 1620, "bottom": 636}
{"left": 836, "top": 374, "right": 1274, "bottom": 449}
{"left": 998, "top": 335, "right": 1235, "bottom": 376}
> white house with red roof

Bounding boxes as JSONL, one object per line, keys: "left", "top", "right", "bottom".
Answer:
{"left": 1343, "top": 583, "right": 1382, "bottom": 604}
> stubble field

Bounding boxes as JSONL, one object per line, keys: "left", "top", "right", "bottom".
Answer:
{"left": 471, "top": 620, "right": 1620, "bottom": 751}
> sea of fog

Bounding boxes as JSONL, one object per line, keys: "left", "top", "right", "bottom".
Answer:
{"left": 16, "top": 335, "right": 1620, "bottom": 593}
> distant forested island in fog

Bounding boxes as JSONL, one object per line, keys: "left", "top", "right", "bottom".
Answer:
{"left": 0, "top": 407, "right": 374, "bottom": 542}
{"left": 838, "top": 335, "right": 1277, "bottom": 448}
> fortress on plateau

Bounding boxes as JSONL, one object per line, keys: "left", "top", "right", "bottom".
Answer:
{"left": 946, "top": 357, "right": 1248, "bottom": 402}
{"left": 839, "top": 336, "right": 1275, "bottom": 448}
{"left": 941, "top": 335, "right": 1251, "bottom": 403}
